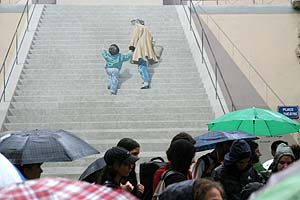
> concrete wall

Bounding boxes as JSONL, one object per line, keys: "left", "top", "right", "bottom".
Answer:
{"left": 206, "top": 14, "right": 300, "bottom": 109}
{"left": 0, "top": 13, "right": 21, "bottom": 65}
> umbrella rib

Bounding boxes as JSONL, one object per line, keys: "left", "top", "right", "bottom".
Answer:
{"left": 264, "top": 120, "right": 271, "bottom": 136}
{"left": 236, "top": 120, "right": 243, "bottom": 130}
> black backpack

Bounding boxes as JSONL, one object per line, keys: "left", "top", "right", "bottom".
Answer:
{"left": 140, "top": 157, "right": 166, "bottom": 200}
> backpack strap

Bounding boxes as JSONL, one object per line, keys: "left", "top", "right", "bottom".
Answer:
{"left": 202, "top": 155, "right": 210, "bottom": 175}
{"left": 161, "top": 170, "right": 185, "bottom": 181}
{"left": 152, "top": 170, "right": 185, "bottom": 200}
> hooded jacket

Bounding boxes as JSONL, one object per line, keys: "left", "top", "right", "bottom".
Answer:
{"left": 272, "top": 143, "right": 295, "bottom": 173}
{"left": 101, "top": 50, "right": 132, "bottom": 70}
{"left": 159, "top": 179, "right": 194, "bottom": 200}
{"left": 213, "top": 140, "right": 264, "bottom": 200}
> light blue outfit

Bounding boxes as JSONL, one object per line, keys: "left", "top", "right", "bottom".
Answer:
{"left": 101, "top": 50, "right": 132, "bottom": 94}
{"left": 138, "top": 58, "right": 150, "bottom": 83}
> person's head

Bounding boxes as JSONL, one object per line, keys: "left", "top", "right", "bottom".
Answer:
{"left": 167, "top": 132, "right": 196, "bottom": 161}
{"left": 171, "top": 132, "right": 196, "bottom": 145}
{"left": 271, "top": 140, "right": 288, "bottom": 157}
{"left": 273, "top": 143, "right": 295, "bottom": 172}
{"left": 214, "top": 141, "right": 233, "bottom": 162}
{"left": 97, "top": 147, "right": 139, "bottom": 185}
{"left": 240, "top": 182, "right": 264, "bottom": 200}
{"left": 248, "top": 141, "right": 261, "bottom": 163}
{"left": 15, "top": 163, "right": 43, "bottom": 180}
{"left": 167, "top": 139, "right": 195, "bottom": 175}
{"left": 224, "top": 140, "right": 252, "bottom": 171}
{"left": 193, "top": 178, "right": 224, "bottom": 200}
{"left": 117, "top": 138, "right": 140, "bottom": 157}
{"left": 290, "top": 144, "right": 300, "bottom": 161}
{"left": 131, "top": 19, "right": 145, "bottom": 25}
{"left": 108, "top": 44, "right": 120, "bottom": 55}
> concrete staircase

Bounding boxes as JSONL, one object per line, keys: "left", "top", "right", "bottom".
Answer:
{"left": 1, "top": 5, "right": 215, "bottom": 179}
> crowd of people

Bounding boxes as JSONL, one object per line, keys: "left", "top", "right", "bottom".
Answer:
{"left": 5, "top": 131, "right": 298, "bottom": 200}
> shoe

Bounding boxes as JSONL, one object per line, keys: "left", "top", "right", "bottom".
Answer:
{"left": 111, "top": 92, "right": 116, "bottom": 95}
{"left": 107, "top": 86, "right": 111, "bottom": 90}
{"left": 141, "top": 85, "right": 150, "bottom": 89}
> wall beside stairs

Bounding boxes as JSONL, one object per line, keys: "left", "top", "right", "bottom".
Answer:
{"left": 1, "top": 5, "right": 216, "bottom": 179}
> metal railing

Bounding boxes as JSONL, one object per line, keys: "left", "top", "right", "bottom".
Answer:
{"left": 196, "top": 0, "right": 287, "bottom": 6}
{"left": 181, "top": 0, "right": 236, "bottom": 113}
{"left": 0, "top": 0, "right": 37, "bottom": 102}
{"left": 195, "top": 4, "right": 285, "bottom": 110}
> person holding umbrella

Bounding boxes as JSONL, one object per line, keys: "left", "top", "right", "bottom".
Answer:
{"left": 193, "top": 141, "right": 232, "bottom": 179}
{"left": 96, "top": 146, "right": 139, "bottom": 193}
{"left": 15, "top": 163, "right": 43, "bottom": 180}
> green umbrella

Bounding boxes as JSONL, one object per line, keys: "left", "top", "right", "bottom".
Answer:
{"left": 251, "top": 174, "right": 300, "bottom": 200}
{"left": 207, "top": 107, "right": 300, "bottom": 136}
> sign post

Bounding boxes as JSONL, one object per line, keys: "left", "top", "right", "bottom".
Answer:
{"left": 277, "top": 106, "right": 299, "bottom": 119}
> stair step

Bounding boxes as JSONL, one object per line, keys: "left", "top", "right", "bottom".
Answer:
{"left": 14, "top": 88, "right": 207, "bottom": 96}
{"left": 0, "top": 128, "right": 207, "bottom": 140}
{"left": 7, "top": 106, "right": 213, "bottom": 115}
{"left": 12, "top": 93, "right": 208, "bottom": 102}
{"left": 6, "top": 112, "right": 214, "bottom": 123}
{"left": 3, "top": 120, "right": 209, "bottom": 130}
{"left": 9, "top": 99, "right": 210, "bottom": 109}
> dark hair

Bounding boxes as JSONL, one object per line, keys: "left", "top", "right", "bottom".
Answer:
{"left": 96, "top": 165, "right": 119, "bottom": 185}
{"left": 271, "top": 140, "right": 288, "bottom": 152}
{"left": 290, "top": 144, "right": 300, "bottom": 161}
{"left": 248, "top": 141, "right": 258, "bottom": 152}
{"left": 248, "top": 141, "right": 260, "bottom": 163}
{"left": 117, "top": 138, "right": 140, "bottom": 196}
{"left": 117, "top": 138, "right": 140, "bottom": 151}
{"left": 108, "top": 44, "right": 120, "bottom": 55}
{"left": 167, "top": 139, "right": 195, "bottom": 175}
{"left": 193, "top": 178, "right": 224, "bottom": 200}
{"left": 171, "top": 132, "right": 196, "bottom": 145}
{"left": 14, "top": 163, "right": 42, "bottom": 179}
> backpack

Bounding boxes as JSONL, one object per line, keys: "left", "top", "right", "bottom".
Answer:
{"left": 140, "top": 157, "right": 166, "bottom": 200}
{"left": 152, "top": 170, "right": 185, "bottom": 200}
{"left": 194, "top": 154, "right": 220, "bottom": 178}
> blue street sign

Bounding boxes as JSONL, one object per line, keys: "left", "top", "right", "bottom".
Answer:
{"left": 278, "top": 106, "right": 299, "bottom": 119}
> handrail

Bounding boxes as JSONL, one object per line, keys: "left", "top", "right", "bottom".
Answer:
{"left": 196, "top": 0, "right": 280, "bottom": 5}
{"left": 181, "top": 0, "right": 236, "bottom": 113}
{"left": 0, "top": 0, "right": 37, "bottom": 102}
{"left": 196, "top": 5, "right": 286, "bottom": 107}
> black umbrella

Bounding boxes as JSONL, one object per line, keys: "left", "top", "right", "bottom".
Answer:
{"left": 0, "top": 129, "right": 100, "bottom": 165}
{"left": 79, "top": 157, "right": 106, "bottom": 183}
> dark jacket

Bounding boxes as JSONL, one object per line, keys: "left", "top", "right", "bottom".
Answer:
{"left": 159, "top": 179, "right": 194, "bottom": 200}
{"left": 213, "top": 140, "right": 264, "bottom": 200}
{"left": 213, "top": 162, "right": 263, "bottom": 200}
{"left": 121, "top": 167, "right": 141, "bottom": 198}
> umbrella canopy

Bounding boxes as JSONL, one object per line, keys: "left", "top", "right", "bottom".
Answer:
{"left": 250, "top": 160, "right": 300, "bottom": 200}
{"left": 0, "top": 153, "right": 25, "bottom": 187}
{"left": 208, "top": 107, "right": 300, "bottom": 136}
{"left": 0, "top": 177, "right": 137, "bottom": 200}
{"left": 79, "top": 157, "right": 106, "bottom": 183}
{"left": 251, "top": 174, "right": 300, "bottom": 200}
{"left": 0, "top": 129, "right": 100, "bottom": 165}
{"left": 194, "top": 130, "right": 258, "bottom": 152}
